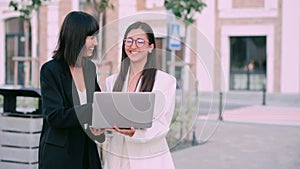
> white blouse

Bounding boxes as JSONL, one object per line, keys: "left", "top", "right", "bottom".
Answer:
{"left": 77, "top": 89, "right": 87, "bottom": 129}
{"left": 77, "top": 89, "right": 87, "bottom": 105}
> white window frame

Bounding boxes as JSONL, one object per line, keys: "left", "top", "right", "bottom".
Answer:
{"left": 221, "top": 25, "right": 275, "bottom": 92}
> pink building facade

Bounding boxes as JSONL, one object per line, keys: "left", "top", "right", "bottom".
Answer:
{"left": 0, "top": 0, "right": 299, "bottom": 93}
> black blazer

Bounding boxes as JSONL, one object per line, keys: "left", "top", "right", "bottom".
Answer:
{"left": 38, "top": 58, "right": 104, "bottom": 169}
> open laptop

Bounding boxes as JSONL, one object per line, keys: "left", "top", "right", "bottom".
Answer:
{"left": 92, "top": 92, "right": 155, "bottom": 129}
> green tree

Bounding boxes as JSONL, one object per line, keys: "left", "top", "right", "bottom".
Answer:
{"left": 164, "top": 0, "right": 206, "bottom": 143}
{"left": 164, "top": 0, "right": 206, "bottom": 60}
{"left": 9, "top": 0, "right": 48, "bottom": 19}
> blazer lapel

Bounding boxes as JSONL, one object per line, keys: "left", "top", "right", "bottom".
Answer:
{"left": 82, "top": 60, "right": 95, "bottom": 104}
{"left": 59, "top": 59, "right": 95, "bottom": 106}
{"left": 60, "top": 61, "right": 80, "bottom": 106}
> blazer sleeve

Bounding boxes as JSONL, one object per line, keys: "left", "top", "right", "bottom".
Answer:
{"left": 127, "top": 72, "right": 177, "bottom": 143}
{"left": 40, "top": 63, "right": 91, "bottom": 129}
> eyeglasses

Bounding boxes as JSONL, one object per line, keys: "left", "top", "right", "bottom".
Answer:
{"left": 124, "top": 38, "right": 148, "bottom": 48}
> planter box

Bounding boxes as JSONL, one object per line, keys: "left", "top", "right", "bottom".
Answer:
{"left": 0, "top": 115, "right": 42, "bottom": 132}
{"left": 0, "top": 132, "right": 41, "bottom": 147}
{"left": 0, "top": 115, "right": 42, "bottom": 169}
{"left": 0, "top": 146, "right": 38, "bottom": 163}
{"left": 0, "top": 162, "right": 38, "bottom": 169}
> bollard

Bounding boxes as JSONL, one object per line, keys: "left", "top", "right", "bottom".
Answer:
{"left": 191, "top": 127, "right": 198, "bottom": 146}
{"left": 180, "top": 120, "right": 183, "bottom": 141}
{"left": 262, "top": 85, "right": 266, "bottom": 105}
{"left": 219, "top": 92, "right": 223, "bottom": 121}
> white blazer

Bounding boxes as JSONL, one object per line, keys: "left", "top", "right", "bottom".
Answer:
{"left": 103, "top": 70, "right": 176, "bottom": 169}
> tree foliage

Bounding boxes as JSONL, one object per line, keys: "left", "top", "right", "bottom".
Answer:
{"left": 86, "top": 0, "right": 114, "bottom": 18}
{"left": 9, "top": 0, "right": 48, "bottom": 19}
{"left": 164, "top": 1, "right": 207, "bottom": 129}
{"left": 164, "top": 0, "right": 206, "bottom": 25}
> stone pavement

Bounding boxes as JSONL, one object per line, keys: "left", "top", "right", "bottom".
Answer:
{"left": 199, "top": 106, "right": 300, "bottom": 127}
{"left": 171, "top": 106, "right": 300, "bottom": 169}
{"left": 221, "top": 106, "right": 300, "bottom": 126}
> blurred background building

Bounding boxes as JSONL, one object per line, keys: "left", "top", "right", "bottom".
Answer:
{"left": 0, "top": 0, "right": 299, "bottom": 94}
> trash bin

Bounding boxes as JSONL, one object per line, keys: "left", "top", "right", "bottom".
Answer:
{"left": 0, "top": 88, "right": 42, "bottom": 169}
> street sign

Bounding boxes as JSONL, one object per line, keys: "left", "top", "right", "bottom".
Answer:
{"left": 168, "top": 23, "right": 181, "bottom": 50}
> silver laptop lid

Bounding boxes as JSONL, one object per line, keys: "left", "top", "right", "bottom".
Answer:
{"left": 92, "top": 92, "right": 155, "bottom": 129}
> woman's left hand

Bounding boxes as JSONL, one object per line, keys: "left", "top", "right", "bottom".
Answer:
{"left": 114, "top": 125, "right": 135, "bottom": 137}
{"left": 89, "top": 127, "right": 104, "bottom": 136}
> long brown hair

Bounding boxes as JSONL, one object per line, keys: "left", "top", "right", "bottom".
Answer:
{"left": 113, "top": 21, "right": 157, "bottom": 92}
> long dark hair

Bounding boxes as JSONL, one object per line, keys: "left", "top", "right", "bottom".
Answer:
{"left": 113, "top": 21, "right": 157, "bottom": 92}
{"left": 52, "top": 11, "right": 99, "bottom": 66}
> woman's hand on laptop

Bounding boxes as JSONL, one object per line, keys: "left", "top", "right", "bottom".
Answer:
{"left": 114, "top": 125, "right": 135, "bottom": 137}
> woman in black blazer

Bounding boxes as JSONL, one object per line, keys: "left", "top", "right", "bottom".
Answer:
{"left": 38, "top": 11, "right": 104, "bottom": 169}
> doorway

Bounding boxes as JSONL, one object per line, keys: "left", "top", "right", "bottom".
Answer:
{"left": 229, "top": 36, "right": 267, "bottom": 91}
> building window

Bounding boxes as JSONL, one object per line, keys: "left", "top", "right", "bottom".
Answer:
{"left": 5, "top": 18, "right": 32, "bottom": 85}
{"left": 230, "top": 36, "right": 266, "bottom": 91}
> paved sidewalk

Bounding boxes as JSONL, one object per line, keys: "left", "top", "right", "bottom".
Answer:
{"left": 223, "top": 106, "right": 300, "bottom": 126}
{"left": 171, "top": 106, "right": 300, "bottom": 169}
{"left": 172, "top": 121, "right": 300, "bottom": 169}
{"left": 199, "top": 106, "right": 300, "bottom": 127}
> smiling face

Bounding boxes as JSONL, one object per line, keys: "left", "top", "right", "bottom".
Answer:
{"left": 124, "top": 29, "right": 154, "bottom": 64}
{"left": 85, "top": 35, "right": 98, "bottom": 56}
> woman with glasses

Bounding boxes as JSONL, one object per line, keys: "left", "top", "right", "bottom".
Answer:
{"left": 103, "top": 21, "right": 176, "bottom": 169}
